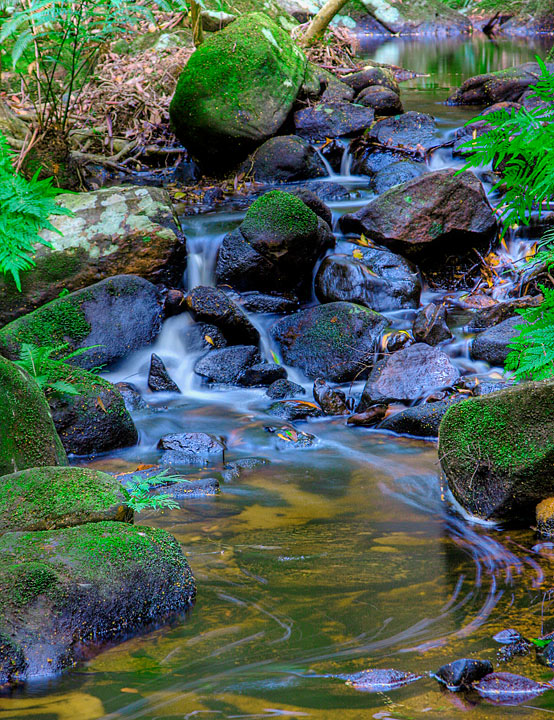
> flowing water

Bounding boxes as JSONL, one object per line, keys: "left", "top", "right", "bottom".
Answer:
{"left": 3, "top": 34, "right": 554, "bottom": 720}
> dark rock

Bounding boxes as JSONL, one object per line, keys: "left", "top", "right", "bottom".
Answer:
{"left": 244, "top": 135, "right": 326, "bottom": 183}
{"left": 378, "top": 397, "right": 463, "bottom": 438}
{"left": 384, "top": 329, "right": 414, "bottom": 353}
{"left": 536, "top": 498, "right": 554, "bottom": 539}
{"left": 452, "top": 102, "right": 522, "bottom": 156}
{"left": 267, "top": 425, "right": 318, "bottom": 449}
{"left": 315, "top": 248, "right": 420, "bottom": 312}
{"left": 288, "top": 187, "right": 333, "bottom": 227}
{"left": 412, "top": 303, "right": 452, "bottom": 345}
{"left": 158, "top": 432, "right": 225, "bottom": 465}
{"left": 302, "top": 63, "right": 355, "bottom": 103}
{"left": 164, "top": 288, "right": 187, "bottom": 318}
{"left": 471, "top": 316, "right": 523, "bottom": 367}
{"left": 266, "top": 379, "right": 306, "bottom": 399}
{"left": 221, "top": 457, "right": 268, "bottom": 482}
{"left": 271, "top": 301, "right": 387, "bottom": 382}
{"left": 268, "top": 399, "right": 323, "bottom": 420}
{"left": 356, "top": 86, "right": 403, "bottom": 116}
{"left": 238, "top": 362, "right": 286, "bottom": 386}
{"left": 538, "top": 637, "right": 554, "bottom": 666}
{"left": 372, "top": 160, "right": 427, "bottom": 194}
{"left": 195, "top": 345, "right": 261, "bottom": 384}
{"left": 434, "top": 659, "right": 493, "bottom": 691}
{"left": 294, "top": 102, "right": 375, "bottom": 141}
{"left": 473, "top": 672, "right": 546, "bottom": 703}
{"left": 186, "top": 286, "right": 259, "bottom": 346}
{"left": 0, "top": 275, "right": 163, "bottom": 371}
{"left": 347, "top": 405, "right": 388, "bottom": 426}
{"left": 296, "top": 180, "right": 349, "bottom": 202}
{"left": 468, "top": 295, "right": 541, "bottom": 331}
{"left": 366, "top": 111, "right": 437, "bottom": 152}
{"left": 359, "top": 343, "right": 459, "bottom": 408}
{"left": 115, "top": 381, "right": 147, "bottom": 411}
{"left": 160, "top": 477, "right": 220, "bottom": 498}
{"left": 237, "top": 291, "right": 299, "bottom": 314}
{"left": 313, "top": 378, "right": 350, "bottom": 415}
{"left": 342, "top": 668, "right": 423, "bottom": 692}
{"left": 148, "top": 354, "right": 181, "bottom": 393}
{"left": 342, "top": 66, "right": 400, "bottom": 94}
{"left": 340, "top": 169, "right": 497, "bottom": 262}
{"left": 351, "top": 148, "right": 408, "bottom": 176}
{"left": 184, "top": 322, "right": 227, "bottom": 351}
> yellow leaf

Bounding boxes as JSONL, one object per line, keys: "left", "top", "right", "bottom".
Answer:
{"left": 352, "top": 249, "right": 363, "bottom": 259}
{"left": 204, "top": 335, "right": 215, "bottom": 346}
{"left": 174, "top": 191, "right": 186, "bottom": 199}
{"left": 97, "top": 397, "right": 107, "bottom": 413}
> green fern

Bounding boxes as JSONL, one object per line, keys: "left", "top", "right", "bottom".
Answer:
{"left": 121, "top": 472, "right": 182, "bottom": 513}
{"left": 505, "top": 285, "right": 554, "bottom": 381}
{"left": 14, "top": 342, "right": 102, "bottom": 395}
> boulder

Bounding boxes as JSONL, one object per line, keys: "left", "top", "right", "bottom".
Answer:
{"left": 158, "top": 432, "right": 225, "bottom": 465}
{"left": 186, "top": 286, "right": 260, "bottom": 345}
{"left": 294, "top": 102, "right": 375, "bottom": 140}
{"left": 371, "top": 160, "right": 427, "bottom": 194}
{"left": 340, "top": 169, "right": 497, "bottom": 262}
{"left": 536, "top": 498, "right": 554, "bottom": 539}
{"left": 0, "top": 522, "right": 195, "bottom": 685}
{"left": 0, "top": 356, "right": 67, "bottom": 477}
{"left": 237, "top": 362, "right": 286, "bottom": 386}
{"left": 183, "top": 322, "right": 227, "bottom": 351}
{"left": 468, "top": 295, "right": 541, "bottom": 331}
{"left": 0, "top": 275, "right": 163, "bottom": 371}
{"left": 378, "top": 397, "right": 463, "bottom": 438}
{"left": 359, "top": 343, "right": 459, "bottom": 408}
{"left": 434, "top": 659, "right": 493, "bottom": 691}
{"left": 412, "top": 303, "right": 452, "bottom": 345}
{"left": 0, "top": 186, "right": 185, "bottom": 326}
{"left": 315, "top": 246, "right": 421, "bottom": 312}
{"left": 347, "top": 405, "right": 388, "bottom": 426}
{"left": 356, "top": 86, "right": 403, "bottom": 116}
{"left": 235, "top": 291, "right": 299, "bottom": 314}
{"left": 194, "top": 345, "right": 262, "bottom": 384}
{"left": 438, "top": 380, "right": 554, "bottom": 521}
{"left": 268, "top": 399, "right": 323, "bottom": 420}
{"left": 266, "top": 378, "right": 306, "bottom": 399}
{"left": 470, "top": 316, "right": 523, "bottom": 367}
{"left": 148, "top": 354, "right": 181, "bottom": 393}
{"left": 313, "top": 378, "right": 350, "bottom": 415}
{"left": 288, "top": 187, "right": 333, "bottom": 227}
{"left": 342, "top": 66, "right": 399, "bottom": 94}
{"left": 215, "top": 190, "right": 333, "bottom": 294}
{"left": 447, "top": 62, "right": 554, "bottom": 106}
{"left": 365, "top": 111, "right": 437, "bottom": 152}
{"left": 169, "top": 13, "right": 307, "bottom": 169}
{"left": 244, "top": 135, "right": 326, "bottom": 183}
{"left": 351, "top": 148, "right": 409, "bottom": 176}
{"left": 271, "top": 301, "right": 387, "bottom": 382}
{"left": 0, "top": 467, "right": 131, "bottom": 534}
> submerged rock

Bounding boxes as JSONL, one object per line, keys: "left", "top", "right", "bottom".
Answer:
{"left": 186, "top": 286, "right": 260, "bottom": 346}
{"left": 347, "top": 405, "right": 388, "bottom": 426}
{"left": 268, "top": 425, "right": 318, "bottom": 450}
{"left": 294, "top": 102, "right": 375, "bottom": 140}
{"left": 493, "top": 629, "right": 525, "bottom": 645}
{"left": 194, "top": 345, "right": 261, "bottom": 384}
{"left": 158, "top": 432, "right": 225, "bottom": 465}
{"left": 434, "top": 659, "right": 493, "bottom": 691}
{"left": 343, "top": 668, "right": 423, "bottom": 692}
{"left": 148, "top": 354, "right": 181, "bottom": 393}
{"left": 268, "top": 399, "right": 323, "bottom": 420}
{"left": 244, "top": 135, "right": 326, "bottom": 183}
{"left": 536, "top": 498, "right": 554, "bottom": 539}
{"left": 473, "top": 672, "right": 546, "bottom": 704}
{"left": 266, "top": 379, "right": 306, "bottom": 399}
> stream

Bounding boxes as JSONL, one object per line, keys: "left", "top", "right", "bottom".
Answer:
{"left": 3, "top": 33, "right": 554, "bottom": 720}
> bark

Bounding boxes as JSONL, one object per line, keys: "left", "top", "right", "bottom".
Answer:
{"left": 190, "top": 0, "right": 204, "bottom": 47}
{"left": 300, "top": 0, "right": 350, "bottom": 45}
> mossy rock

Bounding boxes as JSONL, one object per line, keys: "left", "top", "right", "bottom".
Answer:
{"left": 447, "top": 62, "right": 554, "bottom": 106}
{"left": 0, "top": 275, "right": 163, "bottom": 371}
{"left": 169, "top": 12, "right": 307, "bottom": 169}
{"left": 0, "top": 466, "right": 132, "bottom": 534}
{"left": 0, "top": 521, "right": 195, "bottom": 685}
{"left": 202, "top": 0, "right": 297, "bottom": 30}
{"left": 438, "top": 380, "right": 554, "bottom": 522}
{"left": 0, "top": 356, "right": 67, "bottom": 477}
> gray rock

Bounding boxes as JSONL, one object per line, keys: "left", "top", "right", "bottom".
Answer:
{"left": 471, "top": 316, "right": 523, "bottom": 367}
{"left": 158, "top": 432, "right": 225, "bottom": 465}
{"left": 245, "top": 135, "right": 326, "bottom": 183}
{"left": 412, "top": 303, "right": 453, "bottom": 345}
{"left": 266, "top": 379, "right": 306, "bottom": 399}
{"left": 186, "top": 286, "right": 260, "bottom": 346}
{"left": 268, "top": 399, "right": 323, "bottom": 420}
{"left": 195, "top": 345, "right": 262, "bottom": 384}
{"left": 378, "top": 397, "right": 462, "bottom": 438}
{"left": 356, "top": 86, "right": 403, "bottom": 116}
{"left": 148, "top": 354, "right": 180, "bottom": 393}
{"left": 434, "top": 659, "right": 493, "bottom": 691}
{"left": 366, "top": 111, "right": 437, "bottom": 152}
{"left": 238, "top": 362, "right": 286, "bottom": 386}
{"left": 294, "top": 102, "right": 375, "bottom": 141}
{"left": 372, "top": 160, "right": 427, "bottom": 194}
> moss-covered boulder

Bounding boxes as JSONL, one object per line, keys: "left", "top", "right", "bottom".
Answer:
{"left": 0, "top": 467, "right": 132, "bottom": 534}
{"left": 215, "top": 190, "right": 333, "bottom": 294}
{"left": 438, "top": 381, "right": 554, "bottom": 522}
{"left": 271, "top": 301, "right": 387, "bottom": 381}
{"left": 0, "top": 275, "right": 163, "bottom": 371}
{"left": 169, "top": 13, "right": 307, "bottom": 169}
{"left": 0, "top": 522, "right": 195, "bottom": 685}
{"left": 0, "top": 356, "right": 67, "bottom": 477}
{"left": 447, "top": 62, "right": 554, "bottom": 106}
{"left": 46, "top": 364, "right": 138, "bottom": 456}
{"left": 0, "top": 186, "right": 185, "bottom": 326}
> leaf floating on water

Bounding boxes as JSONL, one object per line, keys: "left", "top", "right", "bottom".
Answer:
{"left": 343, "top": 668, "right": 423, "bottom": 693}
{"left": 474, "top": 672, "right": 548, "bottom": 705}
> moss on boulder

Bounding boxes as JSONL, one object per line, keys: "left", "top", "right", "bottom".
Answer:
{"left": 0, "top": 466, "right": 132, "bottom": 534}
{"left": 438, "top": 380, "right": 554, "bottom": 522}
{"left": 0, "top": 356, "right": 67, "bottom": 477}
{"left": 169, "top": 12, "right": 307, "bottom": 169}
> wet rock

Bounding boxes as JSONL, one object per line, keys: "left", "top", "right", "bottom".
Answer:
{"left": 237, "top": 291, "right": 299, "bottom": 314}
{"left": 267, "top": 425, "right": 318, "bottom": 450}
{"left": 315, "top": 247, "right": 421, "bottom": 312}
{"left": 356, "top": 86, "right": 403, "bottom": 116}
{"left": 216, "top": 190, "right": 334, "bottom": 295}
{"left": 294, "top": 102, "right": 375, "bottom": 141}
{"left": 48, "top": 365, "right": 138, "bottom": 456}
{"left": 160, "top": 477, "right": 220, "bottom": 498}
{"left": 115, "top": 382, "right": 147, "bottom": 411}
{"left": 468, "top": 296, "right": 541, "bottom": 331}
{"left": 413, "top": 303, "right": 452, "bottom": 345}
{"left": 493, "top": 629, "right": 525, "bottom": 644}
{"left": 301, "top": 63, "right": 355, "bottom": 103}
{"left": 288, "top": 187, "right": 333, "bottom": 228}
{"left": 0, "top": 275, "right": 163, "bottom": 371}
{"left": 351, "top": 148, "right": 408, "bottom": 177}
{"left": 470, "top": 316, "right": 523, "bottom": 367}
{"left": 268, "top": 399, "right": 323, "bottom": 421}
{"left": 340, "top": 169, "right": 497, "bottom": 263}
{"left": 0, "top": 467, "right": 132, "bottom": 533}
{"left": 158, "top": 432, "right": 225, "bottom": 465}
{"left": 244, "top": 135, "right": 326, "bottom": 183}
{"left": 0, "top": 522, "right": 195, "bottom": 686}
{"left": 538, "top": 637, "right": 554, "bottom": 666}
{"left": 148, "top": 354, "right": 181, "bottom": 393}
{"left": 372, "top": 160, "right": 427, "bottom": 194}
{"left": 473, "top": 672, "right": 546, "bottom": 703}
{"left": 237, "top": 362, "right": 286, "bottom": 386}
{"left": 434, "top": 659, "right": 493, "bottom": 691}
{"left": 366, "top": 111, "right": 437, "bottom": 152}
{"left": 293, "top": 180, "right": 349, "bottom": 202}
{"left": 347, "top": 405, "right": 388, "bottom": 426}
{"left": 536, "top": 497, "right": 554, "bottom": 538}
{"left": 342, "top": 66, "right": 400, "bottom": 94}
{"left": 343, "top": 668, "right": 423, "bottom": 692}
{"left": 378, "top": 397, "right": 463, "bottom": 438}
{"left": 0, "top": 356, "right": 67, "bottom": 476}
{"left": 266, "top": 379, "right": 306, "bottom": 399}
{"left": 452, "top": 102, "right": 522, "bottom": 156}
{"left": 221, "top": 457, "right": 268, "bottom": 482}
{"left": 186, "top": 286, "right": 260, "bottom": 345}
{"left": 184, "top": 322, "right": 227, "bottom": 351}
{"left": 313, "top": 378, "right": 350, "bottom": 415}
{"left": 497, "top": 637, "right": 532, "bottom": 663}
{"left": 359, "top": 343, "right": 459, "bottom": 408}
{"left": 384, "top": 329, "right": 414, "bottom": 353}
{"left": 169, "top": 13, "right": 307, "bottom": 170}
{"left": 0, "top": 186, "right": 185, "bottom": 326}
{"left": 447, "top": 62, "right": 554, "bottom": 107}
{"left": 164, "top": 289, "right": 187, "bottom": 318}
{"left": 271, "top": 301, "right": 387, "bottom": 382}
{"left": 195, "top": 345, "right": 261, "bottom": 384}
{"left": 439, "top": 381, "right": 554, "bottom": 522}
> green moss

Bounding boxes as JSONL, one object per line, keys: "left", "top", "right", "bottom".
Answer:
{"left": 8, "top": 563, "right": 59, "bottom": 605}
{"left": 242, "top": 190, "right": 318, "bottom": 238}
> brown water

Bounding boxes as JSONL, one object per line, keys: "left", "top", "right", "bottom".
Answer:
{"left": 2, "top": 34, "right": 554, "bottom": 720}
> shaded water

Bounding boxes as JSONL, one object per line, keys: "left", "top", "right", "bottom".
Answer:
{"left": 3, "top": 35, "right": 554, "bottom": 720}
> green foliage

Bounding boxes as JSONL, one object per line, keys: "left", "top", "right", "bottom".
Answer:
{"left": 505, "top": 286, "right": 554, "bottom": 381}
{"left": 531, "top": 637, "right": 552, "bottom": 648}
{"left": 0, "top": 130, "right": 72, "bottom": 290}
{"left": 121, "top": 471, "right": 183, "bottom": 513}
{"left": 13, "top": 342, "right": 101, "bottom": 395}
{"left": 461, "top": 56, "right": 554, "bottom": 234}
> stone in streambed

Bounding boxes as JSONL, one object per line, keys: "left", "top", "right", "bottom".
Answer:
{"left": 366, "top": 112, "right": 437, "bottom": 152}
{"left": 378, "top": 397, "right": 463, "bottom": 438}
{"left": 471, "top": 316, "right": 523, "bottom": 367}
{"left": 221, "top": 457, "right": 268, "bottom": 482}
{"left": 148, "top": 354, "right": 181, "bottom": 393}
{"left": 343, "top": 668, "right": 423, "bottom": 692}
{"left": 342, "top": 66, "right": 400, "bottom": 94}
{"left": 372, "top": 160, "right": 427, "bottom": 195}
{"left": 468, "top": 295, "right": 541, "bottom": 331}
{"left": 266, "top": 379, "right": 306, "bottom": 399}
{"left": 473, "top": 672, "right": 546, "bottom": 703}
{"left": 158, "top": 432, "right": 225, "bottom": 466}
{"left": 347, "top": 405, "right": 388, "bottom": 427}
{"left": 536, "top": 498, "right": 554, "bottom": 539}
{"left": 236, "top": 292, "right": 299, "bottom": 315}
{"left": 288, "top": 187, "right": 332, "bottom": 228}
{"left": 294, "top": 102, "right": 375, "bottom": 141}
{"left": 356, "top": 86, "right": 403, "bottom": 116}
{"left": 238, "top": 363, "right": 286, "bottom": 386}
{"left": 434, "top": 659, "right": 493, "bottom": 691}
{"left": 116, "top": 381, "right": 147, "bottom": 411}
{"left": 268, "top": 426, "right": 318, "bottom": 450}
{"left": 184, "top": 322, "right": 227, "bottom": 351}
{"left": 243, "top": 135, "right": 326, "bottom": 184}
{"left": 313, "top": 378, "right": 350, "bottom": 415}
{"left": 268, "top": 400, "right": 323, "bottom": 421}
{"left": 195, "top": 345, "right": 261, "bottom": 385}
{"left": 413, "top": 303, "right": 452, "bottom": 346}
{"left": 186, "top": 286, "right": 259, "bottom": 346}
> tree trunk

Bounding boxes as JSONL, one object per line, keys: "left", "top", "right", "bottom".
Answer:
{"left": 300, "top": 0, "right": 350, "bottom": 45}
{"left": 190, "top": 0, "right": 204, "bottom": 47}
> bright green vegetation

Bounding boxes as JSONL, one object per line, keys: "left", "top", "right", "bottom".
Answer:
{"left": 121, "top": 471, "right": 183, "bottom": 513}
{"left": 0, "top": 131, "right": 72, "bottom": 291}
{"left": 505, "top": 286, "right": 554, "bottom": 380}
{"left": 13, "top": 343, "right": 101, "bottom": 396}
{"left": 241, "top": 190, "right": 319, "bottom": 240}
